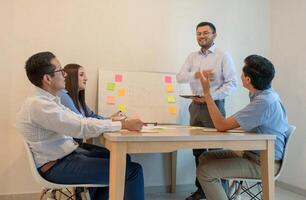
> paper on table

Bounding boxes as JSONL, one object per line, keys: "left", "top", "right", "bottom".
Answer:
{"left": 190, "top": 126, "right": 245, "bottom": 133}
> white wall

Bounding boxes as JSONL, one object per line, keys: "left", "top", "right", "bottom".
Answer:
{"left": 0, "top": 0, "right": 270, "bottom": 194}
{"left": 270, "top": 0, "right": 306, "bottom": 190}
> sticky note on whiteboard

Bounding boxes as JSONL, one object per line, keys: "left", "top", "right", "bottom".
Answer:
{"left": 106, "top": 96, "right": 115, "bottom": 104}
{"left": 166, "top": 85, "right": 173, "bottom": 93}
{"left": 167, "top": 96, "right": 176, "bottom": 103}
{"left": 118, "top": 88, "right": 125, "bottom": 96}
{"left": 106, "top": 82, "right": 115, "bottom": 90}
{"left": 118, "top": 104, "right": 126, "bottom": 112}
{"left": 164, "top": 76, "right": 172, "bottom": 83}
{"left": 168, "top": 106, "right": 177, "bottom": 114}
{"left": 115, "top": 74, "right": 122, "bottom": 82}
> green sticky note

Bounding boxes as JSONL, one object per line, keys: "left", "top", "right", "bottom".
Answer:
{"left": 106, "top": 82, "right": 115, "bottom": 90}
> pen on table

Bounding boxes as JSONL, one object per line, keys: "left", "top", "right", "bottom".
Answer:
{"left": 143, "top": 122, "right": 158, "bottom": 126}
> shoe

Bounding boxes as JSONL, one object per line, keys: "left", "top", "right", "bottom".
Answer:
{"left": 185, "top": 188, "right": 206, "bottom": 200}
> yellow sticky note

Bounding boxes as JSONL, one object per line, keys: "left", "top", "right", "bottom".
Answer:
{"left": 168, "top": 106, "right": 177, "bottom": 114}
{"left": 166, "top": 85, "right": 173, "bottom": 93}
{"left": 118, "top": 104, "right": 126, "bottom": 112}
{"left": 118, "top": 88, "right": 125, "bottom": 96}
{"left": 167, "top": 96, "right": 176, "bottom": 103}
{"left": 106, "top": 82, "right": 115, "bottom": 90}
{"left": 106, "top": 96, "right": 115, "bottom": 104}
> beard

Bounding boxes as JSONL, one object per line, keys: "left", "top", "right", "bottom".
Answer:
{"left": 198, "top": 40, "right": 214, "bottom": 49}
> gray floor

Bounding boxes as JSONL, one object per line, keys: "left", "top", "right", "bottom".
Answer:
{"left": 0, "top": 186, "right": 305, "bottom": 200}
{"left": 145, "top": 186, "right": 306, "bottom": 200}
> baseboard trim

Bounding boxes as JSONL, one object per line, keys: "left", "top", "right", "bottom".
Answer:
{"left": 144, "top": 184, "right": 195, "bottom": 193}
{"left": 276, "top": 180, "right": 306, "bottom": 196}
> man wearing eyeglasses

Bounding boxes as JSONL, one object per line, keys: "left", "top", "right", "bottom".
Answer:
{"left": 176, "top": 22, "right": 237, "bottom": 200}
{"left": 17, "top": 52, "right": 145, "bottom": 200}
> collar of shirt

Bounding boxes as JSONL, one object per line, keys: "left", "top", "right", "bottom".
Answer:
{"left": 249, "top": 87, "right": 273, "bottom": 101}
{"left": 198, "top": 43, "right": 216, "bottom": 56}
{"left": 35, "top": 87, "right": 61, "bottom": 104}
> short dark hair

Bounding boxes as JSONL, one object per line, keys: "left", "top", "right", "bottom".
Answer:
{"left": 243, "top": 55, "right": 275, "bottom": 90}
{"left": 25, "top": 51, "right": 56, "bottom": 87}
{"left": 196, "top": 22, "right": 216, "bottom": 33}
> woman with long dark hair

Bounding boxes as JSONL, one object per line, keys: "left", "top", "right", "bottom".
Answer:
{"left": 58, "top": 64, "right": 125, "bottom": 155}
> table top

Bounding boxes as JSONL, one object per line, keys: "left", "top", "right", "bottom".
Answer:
{"left": 103, "top": 125, "right": 276, "bottom": 142}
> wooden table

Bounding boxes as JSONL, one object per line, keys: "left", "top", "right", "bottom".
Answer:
{"left": 101, "top": 126, "right": 275, "bottom": 200}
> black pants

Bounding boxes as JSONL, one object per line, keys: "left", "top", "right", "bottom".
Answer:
{"left": 189, "top": 100, "right": 226, "bottom": 190}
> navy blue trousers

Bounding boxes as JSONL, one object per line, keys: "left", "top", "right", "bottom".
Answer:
{"left": 41, "top": 147, "right": 144, "bottom": 200}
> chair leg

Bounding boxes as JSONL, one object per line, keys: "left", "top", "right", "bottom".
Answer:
{"left": 56, "top": 189, "right": 62, "bottom": 200}
{"left": 40, "top": 188, "right": 50, "bottom": 200}
{"left": 81, "top": 188, "right": 91, "bottom": 200}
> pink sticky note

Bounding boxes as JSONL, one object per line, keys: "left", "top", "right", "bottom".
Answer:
{"left": 106, "top": 96, "right": 115, "bottom": 104}
{"left": 164, "top": 76, "right": 172, "bottom": 83}
{"left": 115, "top": 74, "right": 122, "bottom": 82}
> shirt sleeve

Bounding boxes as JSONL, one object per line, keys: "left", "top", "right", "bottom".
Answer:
{"left": 176, "top": 54, "right": 197, "bottom": 83}
{"left": 29, "top": 98, "right": 121, "bottom": 139}
{"left": 232, "top": 98, "right": 269, "bottom": 131}
{"left": 211, "top": 52, "right": 237, "bottom": 100}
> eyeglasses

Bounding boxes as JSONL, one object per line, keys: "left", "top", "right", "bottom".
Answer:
{"left": 46, "top": 68, "right": 66, "bottom": 76}
{"left": 196, "top": 32, "right": 213, "bottom": 37}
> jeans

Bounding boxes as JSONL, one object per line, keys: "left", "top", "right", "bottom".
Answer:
{"left": 42, "top": 147, "right": 144, "bottom": 200}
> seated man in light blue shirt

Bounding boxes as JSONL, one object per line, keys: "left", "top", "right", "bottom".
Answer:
{"left": 17, "top": 51, "right": 145, "bottom": 200}
{"left": 194, "top": 55, "right": 289, "bottom": 200}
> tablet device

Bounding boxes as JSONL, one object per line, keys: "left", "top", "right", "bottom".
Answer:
{"left": 179, "top": 95, "right": 202, "bottom": 99}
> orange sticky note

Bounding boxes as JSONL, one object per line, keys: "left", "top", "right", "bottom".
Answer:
{"left": 118, "top": 104, "right": 126, "bottom": 112}
{"left": 167, "top": 96, "right": 176, "bottom": 103}
{"left": 106, "top": 96, "right": 115, "bottom": 104}
{"left": 118, "top": 88, "right": 125, "bottom": 96}
{"left": 115, "top": 74, "right": 122, "bottom": 82}
{"left": 166, "top": 85, "right": 173, "bottom": 93}
{"left": 168, "top": 106, "right": 177, "bottom": 114}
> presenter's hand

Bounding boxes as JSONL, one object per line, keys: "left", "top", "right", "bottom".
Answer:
{"left": 191, "top": 96, "right": 206, "bottom": 103}
{"left": 121, "top": 118, "right": 143, "bottom": 131}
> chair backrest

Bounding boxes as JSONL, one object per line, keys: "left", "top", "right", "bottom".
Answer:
{"left": 23, "top": 140, "right": 66, "bottom": 189}
{"left": 23, "top": 140, "right": 106, "bottom": 189}
{"left": 274, "top": 124, "right": 296, "bottom": 180}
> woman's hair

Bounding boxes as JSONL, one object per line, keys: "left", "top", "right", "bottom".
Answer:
{"left": 64, "top": 64, "right": 89, "bottom": 117}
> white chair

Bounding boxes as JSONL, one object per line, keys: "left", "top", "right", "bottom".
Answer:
{"left": 227, "top": 125, "right": 296, "bottom": 200}
{"left": 23, "top": 141, "right": 107, "bottom": 200}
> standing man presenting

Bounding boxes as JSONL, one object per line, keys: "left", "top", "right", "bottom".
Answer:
{"left": 176, "top": 22, "right": 237, "bottom": 200}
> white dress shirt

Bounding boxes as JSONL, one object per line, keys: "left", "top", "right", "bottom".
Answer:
{"left": 176, "top": 44, "right": 237, "bottom": 100}
{"left": 17, "top": 87, "right": 121, "bottom": 168}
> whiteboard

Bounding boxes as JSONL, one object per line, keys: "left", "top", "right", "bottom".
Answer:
{"left": 98, "top": 70, "right": 180, "bottom": 124}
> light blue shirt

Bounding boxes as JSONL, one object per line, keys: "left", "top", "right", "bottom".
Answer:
{"left": 233, "top": 88, "right": 289, "bottom": 160}
{"left": 176, "top": 44, "right": 237, "bottom": 100}
{"left": 57, "top": 89, "right": 103, "bottom": 119}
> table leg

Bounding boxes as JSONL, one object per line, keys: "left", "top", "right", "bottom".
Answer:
{"left": 109, "top": 142, "right": 127, "bottom": 200}
{"left": 170, "top": 151, "right": 177, "bottom": 193}
{"left": 260, "top": 140, "right": 275, "bottom": 200}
